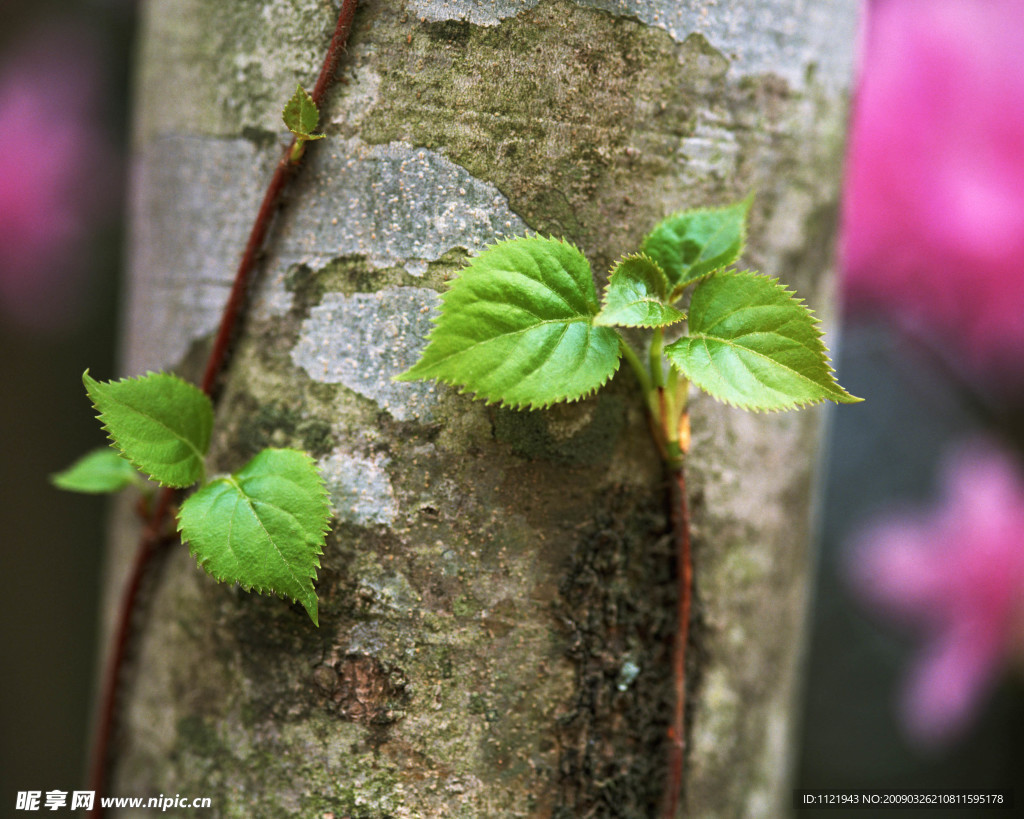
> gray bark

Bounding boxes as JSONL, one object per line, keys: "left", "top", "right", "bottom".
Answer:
{"left": 106, "top": 0, "right": 855, "bottom": 815}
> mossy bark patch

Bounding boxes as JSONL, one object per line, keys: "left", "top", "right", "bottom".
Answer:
{"left": 405, "top": 0, "right": 856, "bottom": 91}
{"left": 134, "top": 0, "right": 336, "bottom": 142}
{"left": 360, "top": 0, "right": 731, "bottom": 270}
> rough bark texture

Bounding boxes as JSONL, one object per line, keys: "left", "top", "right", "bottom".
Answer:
{"left": 107, "top": 1, "right": 855, "bottom": 815}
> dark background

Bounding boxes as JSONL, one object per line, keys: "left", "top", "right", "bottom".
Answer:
{"left": 0, "top": 0, "right": 131, "bottom": 804}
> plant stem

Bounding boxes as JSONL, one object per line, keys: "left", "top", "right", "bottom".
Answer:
{"left": 622, "top": 326, "right": 695, "bottom": 817}
{"left": 88, "top": 3, "right": 359, "bottom": 814}
{"left": 662, "top": 460, "right": 692, "bottom": 819}
{"left": 619, "top": 337, "right": 653, "bottom": 396}
{"left": 649, "top": 327, "right": 665, "bottom": 389}
{"left": 87, "top": 486, "right": 176, "bottom": 809}
{"left": 654, "top": 358, "right": 691, "bottom": 816}
{"left": 201, "top": 0, "right": 358, "bottom": 396}
{"left": 630, "top": 332, "right": 692, "bottom": 815}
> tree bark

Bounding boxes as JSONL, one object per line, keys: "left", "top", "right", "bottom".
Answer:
{"left": 106, "top": 0, "right": 855, "bottom": 815}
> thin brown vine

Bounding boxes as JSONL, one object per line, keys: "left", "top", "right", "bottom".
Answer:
{"left": 200, "top": 0, "right": 359, "bottom": 397}
{"left": 663, "top": 457, "right": 693, "bottom": 819}
{"left": 87, "top": 3, "right": 358, "bottom": 814}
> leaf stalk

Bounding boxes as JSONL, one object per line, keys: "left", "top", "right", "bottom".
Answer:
{"left": 619, "top": 337, "right": 653, "bottom": 397}
{"left": 649, "top": 327, "right": 665, "bottom": 389}
{"left": 635, "top": 341, "right": 691, "bottom": 817}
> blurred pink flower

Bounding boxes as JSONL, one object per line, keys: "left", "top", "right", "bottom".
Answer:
{"left": 0, "top": 27, "right": 113, "bottom": 331}
{"left": 841, "top": 0, "right": 1024, "bottom": 386}
{"left": 847, "top": 441, "right": 1024, "bottom": 745}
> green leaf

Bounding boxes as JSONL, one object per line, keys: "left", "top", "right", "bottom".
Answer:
{"left": 178, "top": 448, "right": 330, "bottom": 626}
{"left": 641, "top": 195, "right": 752, "bottom": 293}
{"left": 594, "top": 254, "right": 686, "bottom": 328}
{"left": 83, "top": 370, "right": 213, "bottom": 488}
{"left": 396, "top": 236, "right": 622, "bottom": 409}
{"left": 664, "top": 270, "right": 862, "bottom": 411}
{"left": 51, "top": 447, "right": 140, "bottom": 494}
{"left": 282, "top": 83, "right": 324, "bottom": 140}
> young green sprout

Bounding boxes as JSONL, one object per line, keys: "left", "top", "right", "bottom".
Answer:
{"left": 397, "top": 195, "right": 860, "bottom": 816}
{"left": 398, "top": 195, "right": 859, "bottom": 463}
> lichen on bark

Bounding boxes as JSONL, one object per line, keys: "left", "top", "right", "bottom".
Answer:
{"left": 110, "top": 0, "right": 854, "bottom": 815}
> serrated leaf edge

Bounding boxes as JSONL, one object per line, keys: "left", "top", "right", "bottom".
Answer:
{"left": 431, "top": 232, "right": 589, "bottom": 286}
{"left": 594, "top": 252, "right": 687, "bottom": 328}
{"left": 182, "top": 476, "right": 325, "bottom": 585}
{"left": 83, "top": 369, "right": 211, "bottom": 488}
{"left": 646, "top": 194, "right": 753, "bottom": 295}
{"left": 394, "top": 236, "right": 523, "bottom": 385}
{"left": 282, "top": 83, "right": 323, "bottom": 139}
{"left": 668, "top": 270, "right": 862, "bottom": 412}
{"left": 397, "top": 234, "right": 622, "bottom": 408}
{"left": 403, "top": 318, "right": 622, "bottom": 409}
{"left": 426, "top": 346, "right": 622, "bottom": 411}
{"left": 178, "top": 448, "right": 330, "bottom": 624}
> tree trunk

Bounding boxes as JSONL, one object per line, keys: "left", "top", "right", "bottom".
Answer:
{"left": 107, "top": 0, "right": 855, "bottom": 815}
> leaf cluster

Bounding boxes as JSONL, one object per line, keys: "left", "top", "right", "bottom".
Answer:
{"left": 53, "top": 371, "right": 330, "bottom": 624}
{"left": 399, "top": 196, "right": 861, "bottom": 414}
{"left": 53, "top": 88, "right": 339, "bottom": 626}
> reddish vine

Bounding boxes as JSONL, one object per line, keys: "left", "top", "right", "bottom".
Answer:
{"left": 200, "top": 0, "right": 358, "bottom": 397}
{"left": 87, "top": 2, "right": 358, "bottom": 813}
{"left": 663, "top": 462, "right": 693, "bottom": 819}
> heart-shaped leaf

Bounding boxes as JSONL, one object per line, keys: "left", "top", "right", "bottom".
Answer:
{"left": 83, "top": 370, "right": 213, "bottom": 488}
{"left": 397, "top": 236, "right": 621, "bottom": 409}
{"left": 178, "top": 448, "right": 330, "bottom": 626}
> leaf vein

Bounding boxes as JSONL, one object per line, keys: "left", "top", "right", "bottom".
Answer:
{"left": 691, "top": 333, "right": 836, "bottom": 395}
